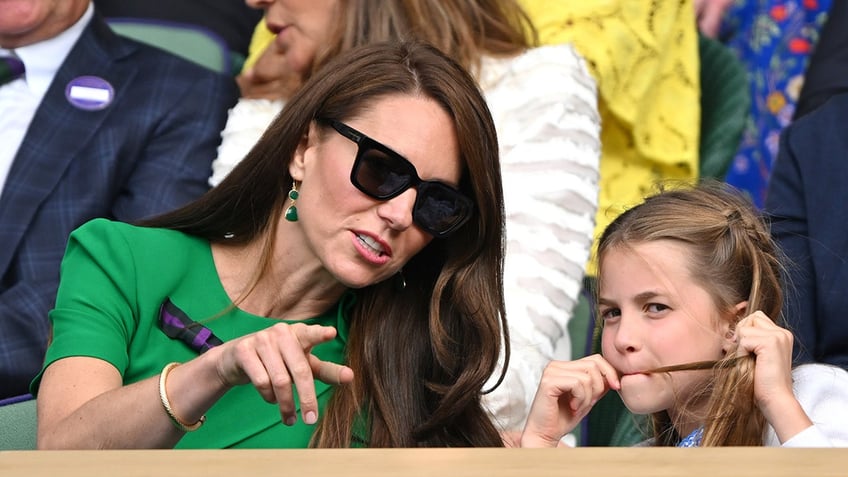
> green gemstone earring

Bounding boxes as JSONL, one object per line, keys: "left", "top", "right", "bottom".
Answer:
{"left": 285, "top": 182, "right": 299, "bottom": 222}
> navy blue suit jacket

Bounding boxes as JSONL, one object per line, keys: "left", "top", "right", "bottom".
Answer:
{"left": 793, "top": 0, "right": 848, "bottom": 120}
{"left": 766, "top": 91, "right": 848, "bottom": 368}
{"left": 0, "top": 14, "right": 237, "bottom": 397}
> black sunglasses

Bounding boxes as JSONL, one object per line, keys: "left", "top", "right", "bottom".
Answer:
{"left": 322, "top": 119, "right": 474, "bottom": 237}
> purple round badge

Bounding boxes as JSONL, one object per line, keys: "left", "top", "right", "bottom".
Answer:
{"left": 65, "top": 76, "right": 114, "bottom": 111}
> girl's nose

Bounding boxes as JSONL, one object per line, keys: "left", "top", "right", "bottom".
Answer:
{"left": 610, "top": 312, "right": 642, "bottom": 354}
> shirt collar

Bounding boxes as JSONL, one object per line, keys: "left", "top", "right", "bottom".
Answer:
{"left": 677, "top": 426, "right": 705, "bottom": 447}
{"left": 4, "top": 3, "right": 94, "bottom": 98}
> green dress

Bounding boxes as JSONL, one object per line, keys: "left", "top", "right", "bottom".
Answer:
{"left": 31, "top": 218, "right": 352, "bottom": 448}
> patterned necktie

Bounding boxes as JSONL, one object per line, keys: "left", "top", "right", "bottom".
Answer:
{"left": 0, "top": 54, "right": 25, "bottom": 86}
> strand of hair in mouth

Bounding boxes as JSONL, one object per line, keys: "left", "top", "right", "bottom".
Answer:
{"left": 647, "top": 356, "right": 747, "bottom": 374}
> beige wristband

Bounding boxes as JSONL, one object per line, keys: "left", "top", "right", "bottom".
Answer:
{"left": 158, "top": 362, "right": 206, "bottom": 432}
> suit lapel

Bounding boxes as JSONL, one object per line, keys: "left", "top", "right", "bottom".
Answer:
{"left": 0, "top": 15, "right": 140, "bottom": 275}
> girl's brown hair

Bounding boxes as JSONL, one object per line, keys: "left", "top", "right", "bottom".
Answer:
{"left": 596, "top": 181, "right": 787, "bottom": 446}
{"left": 143, "top": 40, "right": 507, "bottom": 447}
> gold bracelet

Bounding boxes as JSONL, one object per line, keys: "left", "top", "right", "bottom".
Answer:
{"left": 158, "top": 362, "right": 206, "bottom": 432}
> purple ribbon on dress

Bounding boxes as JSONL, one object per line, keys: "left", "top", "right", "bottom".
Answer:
{"left": 158, "top": 298, "right": 223, "bottom": 354}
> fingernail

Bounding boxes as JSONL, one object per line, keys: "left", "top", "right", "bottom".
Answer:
{"left": 286, "top": 416, "right": 297, "bottom": 426}
{"left": 304, "top": 411, "right": 317, "bottom": 425}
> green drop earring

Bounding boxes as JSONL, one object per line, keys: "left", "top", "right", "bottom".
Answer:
{"left": 285, "top": 182, "right": 299, "bottom": 222}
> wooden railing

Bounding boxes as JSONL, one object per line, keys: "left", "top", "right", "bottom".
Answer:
{"left": 2, "top": 447, "right": 846, "bottom": 477}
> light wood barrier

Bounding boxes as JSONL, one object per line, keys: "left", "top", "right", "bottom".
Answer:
{"left": 1, "top": 448, "right": 846, "bottom": 477}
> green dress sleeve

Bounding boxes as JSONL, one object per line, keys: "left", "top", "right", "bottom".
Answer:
{"left": 32, "top": 218, "right": 141, "bottom": 393}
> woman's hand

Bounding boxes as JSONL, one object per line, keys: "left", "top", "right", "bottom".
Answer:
{"left": 520, "top": 354, "right": 620, "bottom": 448}
{"left": 693, "top": 0, "right": 733, "bottom": 38}
{"left": 735, "top": 311, "right": 812, "bottom": 442}
{"left": 236, "top": 42, "right": 302, "bottom": 100}
{"left": 215, "top": 322, "right": 354, "bottom": 426}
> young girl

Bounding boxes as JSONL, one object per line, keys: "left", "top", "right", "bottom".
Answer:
{"left": 520, "top": 182, "right": 848, "bottom": 447}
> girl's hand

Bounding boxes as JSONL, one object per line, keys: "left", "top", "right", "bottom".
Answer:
{"left": 520, "top": 354, "right": 620, "bottom": 447}
{"left": 735, "top": 311, "right": 812, "bottom": 442}
{"left": 735, "top": 311, "right": 794, "bottom": 408}
{"left": 215, "top": 322, "right": 354, "bottom": 426}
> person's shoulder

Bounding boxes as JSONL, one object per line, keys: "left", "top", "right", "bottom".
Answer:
{"left": 792, "top": 363, "right": 848, "bottom": 393}
{"left": 73, "top": 217, "right": 135, "bottom": 238}
{"left": 111, "top": 34, "right": 227, "bottom": 81}
{"left": 71, "top": 219, "right": 190, "bottom": 248}
{"left": 793, "top": 363, "right": 848, "bottom": 379}
{"left": 485, "top": 43, "right": 590, "bottom": 77}
{"left": 480, "top": 43, "right": 596, "bottom": 97}
{"left": 521, "top": 43, "right": 586, "bottom": 66}
{"left": 66, "top": 220, "right": 209, "bottom": 279}
{"left": 791, "top": 91, "right": 848, "bottom": 131}
{"left": 89, "top": 17, "right": 231, "bottom": 84}
{"left": 787, "top": 363, "right": 848, "bottom": 446}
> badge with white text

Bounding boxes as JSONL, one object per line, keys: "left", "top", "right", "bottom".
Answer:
{"left": 65, "top": 76, "right": 114, "bottom": 111}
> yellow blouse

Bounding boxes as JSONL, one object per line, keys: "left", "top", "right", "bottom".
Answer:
{"left": 520, "top": 0, "right": 701, "bottom": 273}
{"left": 242, "top": 19, "right": 274, "bottom": 71}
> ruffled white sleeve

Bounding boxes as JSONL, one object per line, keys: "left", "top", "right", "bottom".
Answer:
{"left": 764, "top": 364, "right": 848, "bottom": 447}
{"left": 479, "top": 44, "right": 601, "bottom": 431}
{"left": 209, "top": 98, "right": 285, "bottom": 187}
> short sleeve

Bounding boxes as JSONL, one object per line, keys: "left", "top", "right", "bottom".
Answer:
{"left": 31, "top": 219, "right": 140, "bottom": 394}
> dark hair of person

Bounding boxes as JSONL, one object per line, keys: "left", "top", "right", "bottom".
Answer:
{"left": 141, "top": 40, "right": 507, "bottom": 447}
{"left": 596, "top": 180, "right": 787, "bottom": 446}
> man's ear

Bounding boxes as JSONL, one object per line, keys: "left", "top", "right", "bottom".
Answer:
{"left": 289, "top": 122, "right": 318, "bottom": 181}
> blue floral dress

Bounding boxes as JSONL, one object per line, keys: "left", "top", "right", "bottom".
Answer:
{"left": 720, "top": 0, "right": 831, "bottom": 207}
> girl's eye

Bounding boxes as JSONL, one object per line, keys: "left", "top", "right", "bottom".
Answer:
{"left": 645, "top": 303, "right": 669, "bottom": 314}
{"left": 600, "top": 307, "right": 621, "bottom": 320}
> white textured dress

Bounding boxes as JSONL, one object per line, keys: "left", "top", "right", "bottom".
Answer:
{"left": 210, "top": 43, "right": 602, "bottom": 432}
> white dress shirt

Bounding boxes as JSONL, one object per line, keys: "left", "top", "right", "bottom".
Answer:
{"left": 0, "top": 3, "right": 93, "bottom": 196}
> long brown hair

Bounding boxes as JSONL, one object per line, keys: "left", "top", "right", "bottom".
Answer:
{"left": 596, "top": 181, "right": 787, "bottom": 446}
{"left": 143, "top": 41, "right": 507, "bottom": 447}
{"left": 312, "top": 0, "right": 534, "bottom": 79}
